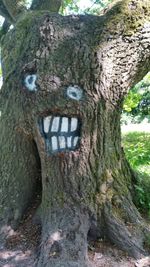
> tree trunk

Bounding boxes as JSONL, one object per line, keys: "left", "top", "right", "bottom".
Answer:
{"left": 1, "top": 2, "right": 150, "bottom": 266}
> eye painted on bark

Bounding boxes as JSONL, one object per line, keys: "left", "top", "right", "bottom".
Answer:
{"left": 24, "top": 74, "right": 37, "bottom": 92}
{"left": 67, "top": 85, "right": 83, "bottom": 101}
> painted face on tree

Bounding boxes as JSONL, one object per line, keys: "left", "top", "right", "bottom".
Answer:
{"left": 23, "top": 76, "right": 83, "bottom": 154}
{"left": 20, "top": 15, "right": 99, "bottom": 160}
{"left": 2, "top": 4, "right": 150, "bottom": 266}
{"left": 39, "top": 85, "right": 83, "bottom": 154}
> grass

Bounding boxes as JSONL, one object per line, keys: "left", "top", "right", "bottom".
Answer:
{"left": 122, "top": 131, "right": 150, "bottom": 213}
{"left": 122, "top": 132, "right": 150, "bottom": 175}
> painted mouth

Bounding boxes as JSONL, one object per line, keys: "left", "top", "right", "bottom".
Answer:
{"left": 40, "top": 115, "right": 81, "bottom": 153}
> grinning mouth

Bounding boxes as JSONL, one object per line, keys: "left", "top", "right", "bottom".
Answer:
{"left": 40, "top": 115, "right": 81, "bottom": 153}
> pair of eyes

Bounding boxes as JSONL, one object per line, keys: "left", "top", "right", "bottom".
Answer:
{"left": 24, "top": 74, "right": 83, "bottom": 101}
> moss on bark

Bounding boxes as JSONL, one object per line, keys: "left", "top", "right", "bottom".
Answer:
{"left": 105, "top": 0, "right": 150, "bottom": 35}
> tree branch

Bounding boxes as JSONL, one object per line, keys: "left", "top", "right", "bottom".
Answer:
{"left": 30, "top": 0, "right": 62, "bottom": 13}
{"left": 2, "top": 0, "right": 27, "bottom": 22}
{"left": 0, "top": 19, "right": 10, "bottom": 40}
{"left": 97, "top": 0, "right": 150, "bottom": 102}
{"left": 0, "top": 0, "right": 14, "bottom": 23}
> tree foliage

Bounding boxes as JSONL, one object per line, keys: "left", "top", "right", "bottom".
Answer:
{"left": 60, "top": 0, "right": 80, "bottom": 14}
{"left": 123, "top": 72, "right": 150, "bottom": 122}
{"left": 60, "top": 0, "right": 113, "bottom": 14}
{"left": 123, "top": 90, "right": 142, "bottom": 112}
{"left": 83, "top": 0, "right": 113, "bottom": 14}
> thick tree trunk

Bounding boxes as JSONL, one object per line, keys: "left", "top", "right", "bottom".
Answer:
{"left": 0, "top": 80, "right": 41, "bottom": 230}
{"left": 1, "top": 1, "right": 150, "bottom": 266}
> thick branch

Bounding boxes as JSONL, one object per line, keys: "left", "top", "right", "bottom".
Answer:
{"left": 98, "top": 0, "right": 150, "bottom": 103}
{"left": 0, "top": 0, "right": 14, "bottom": 23}
{"left": 30, "top": 0, "right": 62, "bottom": 12}
{"left": 0, "top": 19, "right": 10, "bottom": 40}
{"left": 2, "top": 0, "right": 27, "bottom": 22}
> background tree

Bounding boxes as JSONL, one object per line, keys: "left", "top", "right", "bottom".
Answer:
{"left": 0, "top": 0, "right": 150, "bottom": 266}
{"left": 122, "top": 72, "right": 150, "bottom": 123}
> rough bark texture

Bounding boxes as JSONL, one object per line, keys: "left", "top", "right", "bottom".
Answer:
{"left": 0, "top": 1, "right": 150, "bottom": 266}
{"left": 2, "top": 0, "right": 27, "bottom": 22}
{"left": 30, "top": 0, "right": 62, "bottom": 12}
{"left": 0, "top": 0, "right": 14, "bottom": 23}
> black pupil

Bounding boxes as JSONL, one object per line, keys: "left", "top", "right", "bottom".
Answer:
{"left": 71, "top": 92, "right": 77, "bottom": 97}
{"left": 28, "top": 76, "right": 33, "bottom": 84}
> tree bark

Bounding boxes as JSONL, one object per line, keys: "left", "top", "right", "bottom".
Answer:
{"left": 30, "top": 0, "right": 62, "bottom": 12}
{"left": 0, "top": 0, "right": 14, "bottom": 24}
{"left": 2, "top": 0, "right": 27, "bottom": 22}
{"left": 0, "top": 0, "right": 150, "bottom": 266}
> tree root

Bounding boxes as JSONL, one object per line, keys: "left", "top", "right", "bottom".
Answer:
{"left": 104, "top": 204, "right": 149, "bottom": 259}
{"left": 37, "top": 206, "right": 91, "bottom": 267}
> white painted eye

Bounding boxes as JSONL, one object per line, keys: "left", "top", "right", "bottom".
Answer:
{"left": 24, "top": 74, "right": 37, "bottom": 91}
{"left": 67, "top": 85, "right": 83, "bottom": 101}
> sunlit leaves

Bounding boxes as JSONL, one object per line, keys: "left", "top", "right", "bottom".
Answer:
{"left": 83, "top": 0, "right": 113, "bottom": 14}
{"left": 60, "top": 0, "right": 113, "bottom": 14}
{"left": 123, "top": 132, "right": 150, "bottom": 169}
{"left": 60, "top": 0, "right": 79, "bottom": 14}
{"left": 123, "top": 91, "right": 142, "bottom": 112}
{"left": 123, "top": 72, "right": 150, "bottom": 117}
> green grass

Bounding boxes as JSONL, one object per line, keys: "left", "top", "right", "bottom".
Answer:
{"left": 122, "top": 132, "right": 150, "bottom": 175}
{"left": 122, "top": 132, "right": 150, "bottom": 213}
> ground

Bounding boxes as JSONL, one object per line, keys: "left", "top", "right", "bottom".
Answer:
{"left": 0, "top": 199, "right": 149, "bottom": 267}
{"left": 0, "top": 205, "right": 150, "bottom": 267}
{"left": 0, "top": 124, "right": 150, "bottom": 267}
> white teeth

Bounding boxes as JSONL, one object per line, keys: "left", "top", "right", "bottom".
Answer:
{"left": 51, "top": 136, "right": 58, "bottom": 150}
{"left": 73, "top": 136, "right": 79, "bottom": 147}
{"left": 43, "top": 116, "right": 80, "bottom": 152}
{"left": 44, "top": 116, "right": 52, "bottom": 133}
{"left": 58, "top": 136, "right": 66, "bottom": 149}
{"left": 71, "top": 118, "right": 78, "bottom": 132}
{"left": 67, "top": 136, "right": 72, "bottom": 148}
{"left": 61, "top": 117, "right": 68, "bottom": 132}
{"left": 51, "top": 117, "right": 60, "bottom": 132}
